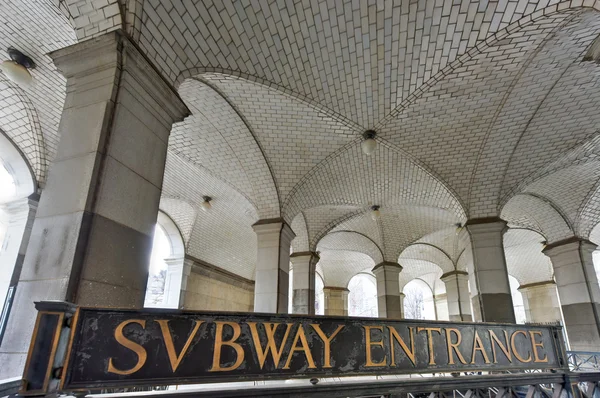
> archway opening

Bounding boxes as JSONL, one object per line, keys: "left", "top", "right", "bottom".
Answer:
{"left": 509, "top": 275, "right": 526, "bottom": 324}
{"left": 144, "top": 212, "right": 185, "bottom": 309}
{"left": 348, "top": 273, "right": 378, "bottom": 317}
{"left": 403, "top": 279, "right": 436, "bottom": 320}
{"left": 315, "top": 273, "right": 324, "bottom": 315}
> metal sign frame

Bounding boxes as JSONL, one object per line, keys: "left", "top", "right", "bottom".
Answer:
{"left": 20, "top": 301, "right": 569, "bottom": 395}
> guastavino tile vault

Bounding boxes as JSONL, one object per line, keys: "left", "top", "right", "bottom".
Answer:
{"left": 1, "top": 0, "right": 600, "bottom": 396}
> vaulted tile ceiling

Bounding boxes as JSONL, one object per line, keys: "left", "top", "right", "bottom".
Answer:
{"left": 3, "top": 0, "right": 600, "bottom": 287}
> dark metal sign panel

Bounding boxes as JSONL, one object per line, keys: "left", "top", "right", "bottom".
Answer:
{"left": 57, "top": 308, "right": 566, "bottom": 390}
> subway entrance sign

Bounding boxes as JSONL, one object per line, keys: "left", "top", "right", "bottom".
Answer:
{"left": 21, "top": 302, "right": 568, "bottom": 395}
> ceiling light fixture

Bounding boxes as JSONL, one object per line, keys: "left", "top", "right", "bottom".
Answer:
{"left": 455, "top": 222, "right": 463, "bottom": 235}
{"left": 361, "top": 130, "right": 377, "bottom": 155}
{"left": 201, "top": 196, "right": 212, "bottom": 211}
{"left": 0, "top": 48, "right": 35, "bottom": 88}
{"left": 371, "top": 205, "right": 381, "bottom": 221}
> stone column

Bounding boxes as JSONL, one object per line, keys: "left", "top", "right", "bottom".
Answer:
{"left": 289, "top": 251, "right": 319, "bottom": 314}
{"left": 161, "top": 257, "right": 190, "bottom": 309}
{"left": 373, "top": 262, "right": 403, "bottom": 319}
{"left": 543, "top": 238, "right": 600, "bottom": 351}
{"left": 0, "top": 194, "right": 38, "bottom": 315}
{"left": 441, "top": 270, "right": 473, "bottom": 322}
{"left": 252, "top": 219, "right": 295, "bottom": 313}
{"left": 323, "top": 287, "right": 348, "bottom": 316}
{"left": 465, "top": 218, "right": 515, "bottom": 323}
{"left": 0, "top": 31, "right": 188, "bottom": 378}
{"left": 518, "top": 281, "right": 562, "bottom": 324}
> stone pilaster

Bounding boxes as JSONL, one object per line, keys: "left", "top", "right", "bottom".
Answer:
{"left": 373, "top": 262, "right": 403, "bottom": 319}
{"left": 434, "top": 293, "right": 449, "bottom": 321}
{"left": 161, "top": 257, "right": 190, "bottom": 309}
{"left": 441, "top": 270, "right": 473, "bottom": 322}
{"left": 323, "top": 286, "right": 348, "bottom": 316}
{"left": 518, "top": 280, "right": 562, "bottom": 324}
{"left": 543, "top": 238, "right": 600, "bottom": 351}
{"left": 252, "top": 218, "right": 295, "bottom": 313}
{"left": 290, "top": 251, "right": 319, "bottom": 315}
{"left": 0, "top": 31, "right": 188, "bottom": 378}
{"left": 465, "top": 218, "right": 515, "bottom": 323}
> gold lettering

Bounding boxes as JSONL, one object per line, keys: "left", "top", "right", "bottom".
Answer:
{"left": 529, "top": 331, "right": 548, "bottom": 363}
{"left": 210, "top": 321, "right": 245, "bottom": 372}
{"left": 156, "top": 319, "right": 203, "bottom": 372}
{"left": 107, "top": 319, "right": 148, "bottom": 375}
{"left": 445, "top": 328, "right": 467, "bottom": 365}
{"left": 389, "top": 326, "right": 416, "bottom": 366}
{"left": 489, "top": 330, "right": 512, "bottom": 363}
{"left": 470, "top": 330, "right": 491, "bottom": 364}
{"left": 364, "top": 325, "right": 387, "bottom": 367}
{"left": 417, "top": 327, "right": 442, "bottom": 365}
{"left": 510, "top": 330, "right": 532, "bottom": 363}
{"left": 311, "top": 324, "right": 344, "bottom": 368}
{"left": 248, "top": 322, "right": 292, "bottom": 369}
{"left": 283, "top": 325, "right": 316, "bottom": 369}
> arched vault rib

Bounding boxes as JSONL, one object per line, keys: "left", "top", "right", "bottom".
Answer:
{"left": 283, "top": 139, "right": 466, "bottom": 225}
{"left": 173, "top": 77, "right": 279, "bottom": 218}
{"left": 317, "top": 231, "right": 384, "bottom": 265}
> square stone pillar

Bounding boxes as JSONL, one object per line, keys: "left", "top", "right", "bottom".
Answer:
{"left": 543, "top": 238, "right": 600, "bottom": 351}
{"left": 441, "top": 270, "right": 473, "bottom": 322}
{"left": 289, "top": 251, "right": 319, "bottom": 315}
{"left": 252, "top": 219, "right": 295, "bottom": 313}
{"left": 0, "top": 31, "right": 188, "bottom": 378}
{"left": 373, "top": 262, "right": 403, "bottom": 319}
{"left": 323, "top": 287, "right": 348, "bottom": 316}
{"left": 518, "top": 281, "right": 562, "bottom": 324}
{"left": 465, "top": 218, "right": 515, "bottom": 323}
{"left": 399, "top": 292, "right": 405, "bottom": 318}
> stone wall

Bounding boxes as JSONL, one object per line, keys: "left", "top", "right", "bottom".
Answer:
{"left": 183, "top": 257, "right": 254, "bottom": 312}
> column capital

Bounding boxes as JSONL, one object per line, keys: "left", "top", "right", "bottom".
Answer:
{"left": 543, "top": 237, "right": 597, "bottom": 256}
{"left": 440, "top": 270, "right": 469, "bottom": 281}
{"left": 465, "top": 217, "right": 507, "bottom": 234}
{"left": 252, "top": 218, "right": 295, "bottom": 241}
{"left": 290, "top": 251, "right": 320, "bottom": 260}
{"left": 518, "top": 280, "right": 556, "bottom": 291}
{"left": 372, "top": 261, "right": 402, "bottom": 273}
{"left": 49, "top": 30, "right": 189, "bottom": 126}
{"left": 323, "top": 286, "right": 350, "bottom": 292}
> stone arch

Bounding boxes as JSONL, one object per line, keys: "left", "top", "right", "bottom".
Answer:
{"left": 501, "top": 193, "right": 573, "bottom": 243}
{"left": 317, "top": 231, "right": 384, "bottom": 265}
{"left": 399, "top": 243, "right": 455, "bottom": 274}
{"left": 173, "top": 77, "right": 279, "bottom": 219}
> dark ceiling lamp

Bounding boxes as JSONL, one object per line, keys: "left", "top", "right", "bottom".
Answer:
{"left": 0, "top": 48, "right": 35, "bottom": 88}
{"left": 371, "top": 205, "right": 381, "bottom": 221}
{"left": 201, "top": 196, "right": 212, "bottom": 211}
{"left": 361, "top": 130, "right": 377, "bottom": 155}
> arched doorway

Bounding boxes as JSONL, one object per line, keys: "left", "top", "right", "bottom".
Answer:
{"left": 403, "top": 279, "right": 436, "bottom": 320}
{"left": 144, "top": 211, "right": 186, "bottom": 308}
{"left": 0, "top": 132, "right": 35, "bottom": 340}
{"left": 348, "top": 273, "right": 378, "bottom": 317}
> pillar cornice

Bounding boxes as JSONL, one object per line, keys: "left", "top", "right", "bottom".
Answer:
{"left": 465, "top": 217, "right": 507, "bottom": 234}
{"left": 440, "top": 270, "right": 469, "bottom": 280}
{"left": 518, "top": 280, "right": 556, "bottom": 290}
{"left": 323, "top": 286, "right": 350, "bottom": 292}
{"left": 543, "top": 237, "right": 597, "bottom": 255}
{"left": 290, "top": 251, "right": 319, "bottom": 260}
{"left": 49, "top": 30, "right": 189, "bottom": 126}
{"left": 372, "top": 261, "right": 402, "bottom": 272}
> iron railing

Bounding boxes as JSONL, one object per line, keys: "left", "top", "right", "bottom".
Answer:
{"left": 568, "top": 351, "right": 600, "bottom": 372}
